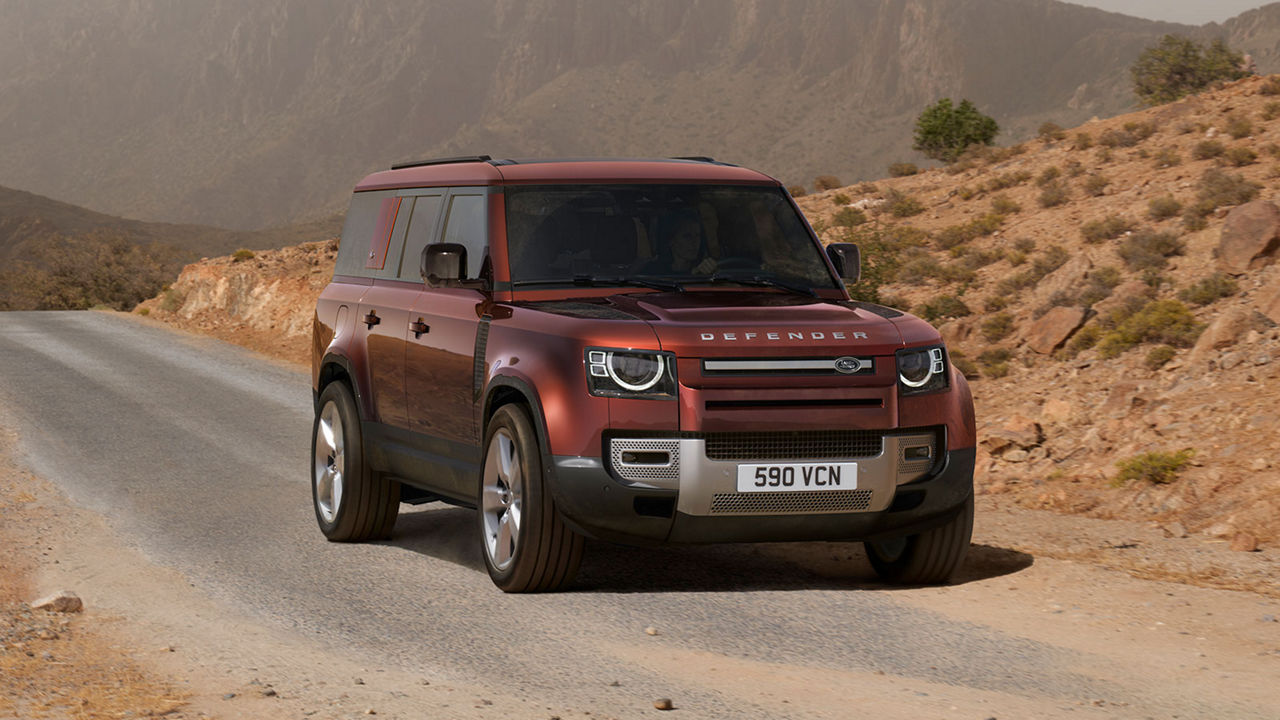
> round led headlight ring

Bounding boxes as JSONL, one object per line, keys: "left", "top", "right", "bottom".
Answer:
{"left": 607, "top": 352, "right": 664, "bottom": 392}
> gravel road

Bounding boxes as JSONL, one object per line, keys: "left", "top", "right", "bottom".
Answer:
{"left": 0, "top": 311, "right": 1276, "bottom": 719}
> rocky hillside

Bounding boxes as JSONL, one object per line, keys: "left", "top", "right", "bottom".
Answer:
{"left": 139, "top": 76, "right": 1280, "bottom": 552}
{"left": 3, "top": 0, "right": 1274, "bottom": 230}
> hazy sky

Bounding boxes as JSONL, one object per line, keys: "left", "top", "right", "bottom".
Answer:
{"left": 1067, "top": 1, "right": 1268, "bottom": 25}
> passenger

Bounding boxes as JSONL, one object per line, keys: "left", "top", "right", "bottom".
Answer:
{"left": 644, "top": 210, "right": 716, "bottom": 275}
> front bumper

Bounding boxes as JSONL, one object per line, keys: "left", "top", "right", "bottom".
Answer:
{"left": 547, "top": 436, "right": 975, "bottom": 545}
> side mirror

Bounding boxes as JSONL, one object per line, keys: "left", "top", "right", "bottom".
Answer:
{"left": 826, "top": 243, "right": 861, "bottom": 282}
{"left": 422, "top": 243, "right": 467, "bottom": 287}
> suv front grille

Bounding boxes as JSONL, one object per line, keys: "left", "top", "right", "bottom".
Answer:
{"left": 701, "top": 430, "right": 885, "bottom": 461}
{"left": 710, "top": 489, "right": 874, "bottom": 515}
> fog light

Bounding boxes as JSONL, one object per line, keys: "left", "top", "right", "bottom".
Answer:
{"left": 904, "top": 446, "right": 932, "bottom": 460}
{"left": 621, "top": 451, "right": 671, "bottom": 465}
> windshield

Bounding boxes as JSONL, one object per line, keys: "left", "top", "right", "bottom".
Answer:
{"left": 504, "top": 184, "right": 839, "bottom": 291}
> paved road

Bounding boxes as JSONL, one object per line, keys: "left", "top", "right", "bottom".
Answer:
{"left": 0, "top": 311, "right": 1273, "bottom": 718}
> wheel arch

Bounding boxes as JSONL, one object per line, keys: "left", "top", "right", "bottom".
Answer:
{"left": 483, "top": 375, "right": 556, "bottom": 484}
{"left": 316, "top": 352, "right": 367, "bottom": 419}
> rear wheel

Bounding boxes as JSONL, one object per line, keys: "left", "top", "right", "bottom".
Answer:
{"left": 479, "top": 404, "right": 584, "bottom": 592}
{"left": 865, "top": 494, "right": 973, "bottom": 585}
{"left": 311, "top": 382, "right": 399, "bottom": 541}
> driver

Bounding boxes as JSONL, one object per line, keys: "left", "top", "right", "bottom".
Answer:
{"left": 645, "top": 209, "right": 716, "bottom": 275}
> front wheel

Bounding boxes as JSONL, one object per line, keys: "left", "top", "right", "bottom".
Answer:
{"left": 865, "top": 494, "right": 973, "bottom": 585}
{"left": 311, "top": 382, "right": 399, "bottom": 541}
{"left": 479, "top": 404, "right": 584, "bottom": 592}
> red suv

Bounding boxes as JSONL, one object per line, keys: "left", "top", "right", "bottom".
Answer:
{"left": 311, "top": 156, "right": 976, "bottom": 592}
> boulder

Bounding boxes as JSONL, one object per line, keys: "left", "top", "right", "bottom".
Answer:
{"left": 1190, "top": 306, "right": 1254, "bottom": 364}
{"left": 1027, "top": 306, "right": 1086, "bottom": 354}
{"left": 31, "top": 590, "right": 83, "bottom": 613}
{"left": 1032, "top": 253, "right": 1092, "bottom": 308}
{"left": 1258, "top": 283, "right": 1280, "bottom": 326}
{"left": 1041, "top": 398, "right": 1073, "bottom": 425}
{"left": 1217, "top": 200, "right": 1280, "bottom": 273}
{"left": 1230, "top": 532, "right": 1259, "bottom": 552}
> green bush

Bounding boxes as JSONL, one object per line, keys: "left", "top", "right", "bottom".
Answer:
{"left": 1082, "top": 173, "right": 1110, "bottom": 197}
{"left": 949, "top": 350, "right": 980, "bottom": 379}
{"left": 834, "top": 207, "right": 868, "bottom": 228}
{"left": 814, "top": 175, "right": 842, "bottom": 191}
{"left": 137, "top": 307, "right": 151, "bottom": 316}
{"left": 232, "top": 248, "right": 256, "bottom": 262}
{"left": 1096, "top": 299, "right": 1203, "bottom": 358}
{"left": 1118, "top": 230, "right": 1185, "bottom": 270}
{"left": 991, "top": 194, "right": 1020, "bottom": 214}
{"left": 1113, "top": 449, "right": 1195, "bottom": 485}
{"left": 888, "top": 162, "right": 919, "bottom": 177}
{"left": 956, "top": 185, "right": 977, "bottom": 201}
{"left": 916, "top": 294, "right": 972, "bottom": 321}
{"left": 912, "top": 98, "right": 1000, "bottom": 162}
{"left": 886, "top": 189, "right": 926, "bottom": 217}
{"left": 1192, "top": 139, "right": 1226, "bottom": 160}
{"left": 981, "top": 312, "right": 1015, "bottom": 342}
{"left": 1081, "top": 214, "right": 1136, "bottom": 243}
{"left": 1178, "top": 273, "right": 1239, "bottom": 305}
{"left": 1145, "top": 344, "right": 1177, "bottom": 370}
{"left": 831, "top": 193, "right": 851, "bottom": 205}
{"left": 1225, "top": 146, "right": 1257, "bottom": 167}
{"left": 1067, "top": 324, "right": 1101, "bottom": 354}
{"left": 1131, "top": 34, "right": 1247, "bottom": 105}
{"left": 977, "top": 348, "right": 1012, "bottom": 378}
{"left": 984, "top": 295, "right": 1010, "bottom": 312}
{"left": 1148, "top": 195, "right": 1182, "bottom": 220}
{"left": 1039, "top": 179, "right": 1070, "bottom": 208}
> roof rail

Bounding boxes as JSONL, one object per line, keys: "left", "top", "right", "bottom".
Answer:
{"left": 391, "top": 155, "right": 492, "bottom": 170}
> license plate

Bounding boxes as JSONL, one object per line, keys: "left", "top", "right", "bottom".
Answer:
{"left": 736, "top": 462, "right": 858, "bottom": 493}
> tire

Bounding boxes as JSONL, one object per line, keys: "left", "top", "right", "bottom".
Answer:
{"left": 864, "top": 494, "right": 973, "bottom": 585}
{"left": 478, "top": 404, "right": 584, "bottom": 593}
{"left": 311, "top": 381, "right": 399, "bottom": 541}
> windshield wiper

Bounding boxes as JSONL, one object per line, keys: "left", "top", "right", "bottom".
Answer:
{"left": 512, "top": 276, "right": 685, "bottom": 292}
{"left": 698, "top": 272, "right": 816, "bottom": 297}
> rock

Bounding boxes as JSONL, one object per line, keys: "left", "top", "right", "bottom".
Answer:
{"left": 1218, "top": 200, "right": 1280, "bottom": 273}
{"left": 1041, "top": 398, "right": 1073, "bottom": 425}
{"left": 1027, "top": 306, "right": 1087, "bottom": 354}
{"left": 653, "top": 699, "right": 675, "bottom": 711}
{"left": 1230, "top": 532, "right": 1259, "bottom": 552}
{"left": 1003, "top": 449, "right": 1030, "bottom": 463}
{"left": 644, "top": 626, "right": 659, "bottom": 636}
{"left": 1101, "top": 382, "right": 1146, "bottom": 417}
{"left": 1258, "top": 283, "right": 1280, "bottom": 325}
{"left": 1092, "top": 280, "right": 1149, "bottom": 318}
{"left": 1190, "top": 308, "right": 1256, "bottom": 366}
{"left": 1161, "top": 521, "right": 1188, "bottom": 539}
{"left": 1032, "top": 254, "right": 1092, "bottom": 308}
{"left": 1027, "top": 446, "right": 1048, "bottom": 462}
{"left": 1001, "top": 414, "right": 1044, "bottom": 446}
{"left": 31, "top": 591, "right": 83, "bottom": 614}
{"left": 981, "top": 434, "right": 1014, "bottom": 454}
{"left": 1250, "top": 458, "right": 1270, "bottom": 471}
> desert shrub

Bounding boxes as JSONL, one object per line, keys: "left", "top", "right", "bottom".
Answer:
{"left": 1225, "top": 114, "right": 1253, "bottom": 139}
{"left": 956, "top": 185, "right": 977, "bottom": 200}
{"left": 977, "top": 348, "right": 1012, "bottom": 378}
{"left": 895, "top": 256, "right": 941, "bottom": 284}
{"left": 888, "top": 162, "right": 919, "bottom": 177}
{"left": 0, "top": 231, "right": 183, "bottom": 312}
{"left": 985, "top": 170, "right": 1033, "bottom": 191}
{"left": 1037, "top": 166, "right": 1062, "bottom": 186}
{"left": 1148, "top": 195, "right": 1182, "bottom": 220}
{"left": 1192, "top": 139, "right": 1226, "bottom": 160}
{"left": 137, "top": 307, "right": 151, "bottom": 316}
{"left": 1142, "top": 268, "right": 1167, "bottom": 288}
{"left": 855, "top": 182, "right": 879, "bottom": 195}
{"left": 1079, "top": 266, "right": 1123, "bottom": 307}
{"left": 1097, "top": 299, "right": 1203, "bottom": 358}
{"left": 913, "top": 98, "right": 1000, "bottom": 162}
{"left": 1262, "top": 76, "right": 1280, "bottom": 96}
{"left": 1178, "top": 272, "right": 1239, "bottom": 305}
{"left": 1118, "top": 229, "right": 1185, "bottom": 270}
{"left": 1152, "top": 147, "right": 1181, "bottom": 168}
{"left": 1039, "top": 122, "right": 1067, "bottom": 142}
{"left": 957, "top": 248, "right": 1003, "bottom": 271}
{"left": 1181, "top": 208, "right": 1209, "bottom": 231}
{"left": 990, "top": 194, "right": 1020, "bottom": 215}
{"left": 1032, "top": 244, "right": 1070, "bottom": 277}
{"left": 949, "top": 350, "right": 980, "bottom": 379}
{"left": 1039, "top": 179, "right": 1070, "bottom": 208}
{"left": 1269, "top": 143, "right": 1280, "bottom": 158}
{"left": 831, "top": 193, "right": 851, "bottom": 205}
{"left": 916, "top": 294, "right": 972, "bottom": 321}
{"left": 160, "top": 287, "right": 186, "bottom": 312}
{"left": 1082, "top": 173, "right": 1110, "bottom": 197}
{"left": 1196, "top": 167, "right": 1261, "bottom": 210}
{"left": 1095, "top": 147, "right": 1114, "bottom": 164}
{"left": 1113, "top": 449, "right": 1195, "bottom": 486}
{"left": 1225, "top": 146, "right": 1257, "bottom": 166}
{"left": 828, "top": 224, "right": 902, "bottom": 303}
{"left": 1263, "top": 101, "right": 1280, "bottom": 121}
{"left": 1131, "top": 34, "right": 1247, "bottom": 105}
{"left": 232, "top": 248, "right": 256, "bottom": 262}
{"left": 787, "top": 185, "right": 807, "bottom": 197}
{"left": 886, "top": 189, "right": 926, "bottom": 217}
{"left": 1145, "top": 344, "right": 1177, "bottom": 370}
{"left": 814, "top": 175, "right": 842, "bottom": 191}
{"left": 1005, "top": 250, "right": 1027, "bottom": 266}
{"left": 1013, "top": 237, "right": 1036, "bottom": 253}
{"left": 984, "top": 295, "right": 1010, "bottom": 312}
{"left": 1081, "top": 214, "right": 1136, "bottom": 243}
{"left": 1067, "top": 324, "right": 1101, "bottom": 354}
{"left": 834, "top": 207, "right": 868, "bottom": 228}
{"left": 981, "top": 312, "right": 1015, "bottom": 342}
{"left": 1073, "top": 132, "right": 1093, "bottom": 150}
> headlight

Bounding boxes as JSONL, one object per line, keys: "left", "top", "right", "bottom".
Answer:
{"left": 896, "top": 345, "right": 948, "bottom": 395}
{"left": 585, "top": 348, "right": 677, "bottom": 398}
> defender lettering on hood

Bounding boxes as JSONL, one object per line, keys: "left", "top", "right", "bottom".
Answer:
{"left": 699, "top": 331, "right": 869, "bottom": 341}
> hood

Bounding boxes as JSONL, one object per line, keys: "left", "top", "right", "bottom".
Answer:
{"left": 527, "top": 291, "right": 921, "bottom": 358}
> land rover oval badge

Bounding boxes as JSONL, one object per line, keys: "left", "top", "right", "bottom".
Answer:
{"left": 834, "top": 356, "right": 862, "bottom": 374}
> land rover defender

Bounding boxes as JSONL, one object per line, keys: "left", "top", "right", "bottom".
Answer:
{"left": 311, "top": 156, "right": 976, "bottom": 592}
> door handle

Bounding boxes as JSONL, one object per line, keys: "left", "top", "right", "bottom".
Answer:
{"left": 410, "top": 319, "right": 430, "bottom": 338}
{"left": 363, "top": 311, "right": 380, "bottom": 328}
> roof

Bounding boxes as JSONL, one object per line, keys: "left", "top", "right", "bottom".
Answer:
{"left": 353, "top": 157, "right": 779, "bottom": 192}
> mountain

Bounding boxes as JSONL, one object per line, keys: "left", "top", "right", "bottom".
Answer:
{"left": 2, "top": 0, "right": 1274, "bottom": 231}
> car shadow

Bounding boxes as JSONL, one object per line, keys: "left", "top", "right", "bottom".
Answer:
{"left": 384, "top": 505, "right": 1034, "bottom": 593}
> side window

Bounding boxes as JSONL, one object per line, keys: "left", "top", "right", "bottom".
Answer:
{"left": 440, "top": 193, "right": 488, "bottom": 279}
{"left": 396, "top": 194, "right": 444, "bottom": 281}
{"left": 334, "top": 190, "right": 394, "bottom": 278}
{"left": 370, "top": 199, "right": 413, "bottom": 280}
